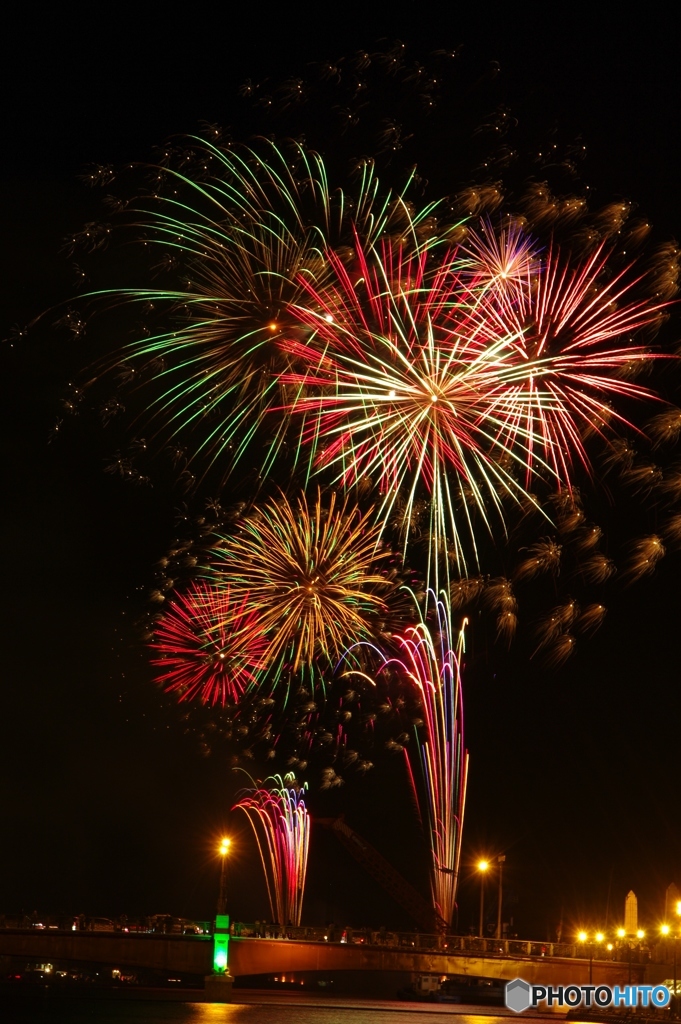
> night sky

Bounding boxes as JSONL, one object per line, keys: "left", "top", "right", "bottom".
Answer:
{"left": 2, "top": 8, "right": 680, "bottom": 942}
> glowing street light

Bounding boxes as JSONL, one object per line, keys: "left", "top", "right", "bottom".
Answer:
{"left": 622, "top": 930, "right": 646, "bottom": 985}
{"left": 213, "top": 837, "right": 232, "bottom": 978}
{"left": 477, "top": 860, "right": 489, "bottom": 938}
{"left": 675, "top": 903, "right": 681, "bottom": 1009}
{"left": 666, "top": 910, "right": 681, "bottom": 1011}
{"left": 217, "top": 837, "right": 231, "bottom": 917}
{"left": 496, "top": 855, "right": 506, "bottom": 941}
{"left": 578, "top": 931, "right": 603, "bottom": 984}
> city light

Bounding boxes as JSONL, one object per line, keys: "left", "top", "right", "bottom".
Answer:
{"left": 217, "top": 837, "right": 232, "bottom": 918}
{"left": 477, "top": 860, "right": 490, "bottom": 938}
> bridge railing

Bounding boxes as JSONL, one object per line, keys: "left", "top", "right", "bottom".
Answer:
{"left": 0, "top": 916, "right": 664, "bottom": 967}
{"left": 230, "top": 924, "right": 663, "bottom": 964}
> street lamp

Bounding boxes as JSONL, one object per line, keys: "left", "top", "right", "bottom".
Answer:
{"left": 477, "top": 860, "right": 489, "bottom": 938}
{"left": 206, "top": 836, "right": 235, "bottom": 997}
{"left": 630, "top": 930, "right": 645, "bottom": 986}
{"left": 577, "top": 931, "right": 603, "bottom": 984}
{"left": 661, "top": 923, "right": 673, "bottom": 1000}
{"left": 212, "top": 837, "right": 232, "bottom": 979}
{"left": 496, "top": 855, "right": 506, "bottom": 941}
{"left": 674, "top": 903, "right": 681, "bottom": 1014}
{"left": 217, "top": 837, "right": 231, "bottom": 917}
{"left": 615, "top": 926, "right": 633, "bottom": 982}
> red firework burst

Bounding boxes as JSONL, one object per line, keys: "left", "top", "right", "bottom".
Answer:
{"left": 278, "top": 227, "right": 669, "bottom": 566}
{"left": 278, "top": 235, "right": 529, "bottom": 567}
{"left": 464, "top": 229, "right": 670, "bottom": 484}
{"left": 151, "top": 581, "right": 267, "bottom": 706}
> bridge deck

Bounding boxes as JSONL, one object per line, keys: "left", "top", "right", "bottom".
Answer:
{"left": 0, "top": 930, "right": 656, "bottom": 985}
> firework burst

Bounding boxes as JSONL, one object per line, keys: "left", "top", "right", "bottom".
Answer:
{"left": 210, "top": 489, "right": 395, "bottom": 687}
{"left": 150, "top": 581, "right": 268, "bottom": 705}
{"left": 88, "top": 137, "right": 443, "bottom": 483}
{"left": 233, "top": 772, "right": 310, "bottom": 926}
{"left": 278, "top": 221, "right": 671, "bottom": 582}
{"left": 470, "top": 233, "right": 670, "bottom": 485}
{"left": 281, "top": 236, "right": 536, "bottom": 576}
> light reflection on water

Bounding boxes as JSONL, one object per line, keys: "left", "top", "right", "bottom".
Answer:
{"left": 0, "top": 998, "right": 536, "bottom": 1024}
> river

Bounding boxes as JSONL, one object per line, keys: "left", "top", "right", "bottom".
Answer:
{"left": 0, "top": 991, "right": 563, "bottom": 1023}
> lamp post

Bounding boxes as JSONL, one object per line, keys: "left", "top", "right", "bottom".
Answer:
{"left": 496, "top": 855, "right": 506, "bottom": 941}
{"left": 477, "top": 860, "right": 489, "bottom": 939}
{"left": 206, "top": 836, "right": 234, "bottom": 1002}
{"left": 674, "top": 902, "right": 681, "bottom": 1015}
{"left": 593, "top": 932, "right": 604, "bottom": 982}
{"left": 213, "top": 837, "right": 232, "bottom": 976}
{"left": 578, "top": 931, "right": 604, "bottom": 984}
{"left": 616, "top": 927, "right": 631, "bottom": 982}
{"left": 661, "top": 923, "right": 672, "bottom": 1003}
{"left": 217, "top": 837, "right": 231, "bottom": 917}
{"left": 634, "top": 930, "right": 645, "bottom": 986}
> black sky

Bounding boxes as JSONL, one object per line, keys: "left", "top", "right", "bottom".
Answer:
{"left": 2, "top": 6, "right": 681, "bottom": 940}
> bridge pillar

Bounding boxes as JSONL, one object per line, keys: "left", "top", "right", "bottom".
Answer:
{"left": 204, "top": 974, "right": 233, "bottom": 1002}
{"left": 205, "top": 914, "right": 233, "bottom": 1002}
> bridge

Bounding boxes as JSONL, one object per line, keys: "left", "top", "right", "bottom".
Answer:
{"left": 0, "top": 928, "right": 663, "bottom": 987}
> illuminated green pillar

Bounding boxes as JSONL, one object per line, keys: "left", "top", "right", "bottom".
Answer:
{"left": 206, "top": 837, "right": 234, "bottom": 1001}
{"left": 213, "top": 914, "right": 230, "bottom": 973}
{"left": 205, "top": 914, "right": 233, "bottom": 1002}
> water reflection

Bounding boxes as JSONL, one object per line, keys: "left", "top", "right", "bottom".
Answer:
{"left": 1, "top": 995, "right": 559, "bottom": 1024}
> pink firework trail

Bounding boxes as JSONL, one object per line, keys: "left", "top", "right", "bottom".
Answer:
{"left": 151, "top": 581, "right": 268, "bottom": 706}
{"left": 371, "top": 591, "right": 468, "bottom": 928}
{"left": 466, "top": 229, "right": 670, "bottom": 485}
{"left": 233, "top": 773, "right": 310, "bottom": 926}
{"left": 280, "top": 235, "right": 531, "bottom": 572}
{"left": 277, "top": 225, "right": 669, "bottom": 574}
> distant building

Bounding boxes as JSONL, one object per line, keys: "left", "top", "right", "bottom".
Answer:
{"left": 625, "top": 890, "right": 638, "bottom": 935}
{"left": 665, "top": 883, "right": 681, "bottom": 922}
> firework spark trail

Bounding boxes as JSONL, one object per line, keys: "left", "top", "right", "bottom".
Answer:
{"left": 469, "top": 235, "right": 670, "bottom": 485}
{"left": 361, "top": 591, "right": 468, "bottom": 928}
{"left": 278, "top": 224, "right": 670, "bottom": 581}
{"left": 233, "top": 773, "right": 310, "bottom": 926}
{"left": 209, "top": 489, "right": 395, "bottom": 690}
{"left": 87, "top": 139, "right": 444, "bottom": 481}
{"left": 280, "top": 236, "right": 539, "bottom": 578}
{"left": 150, "top": 581, "right": 268, "bottom": 705}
